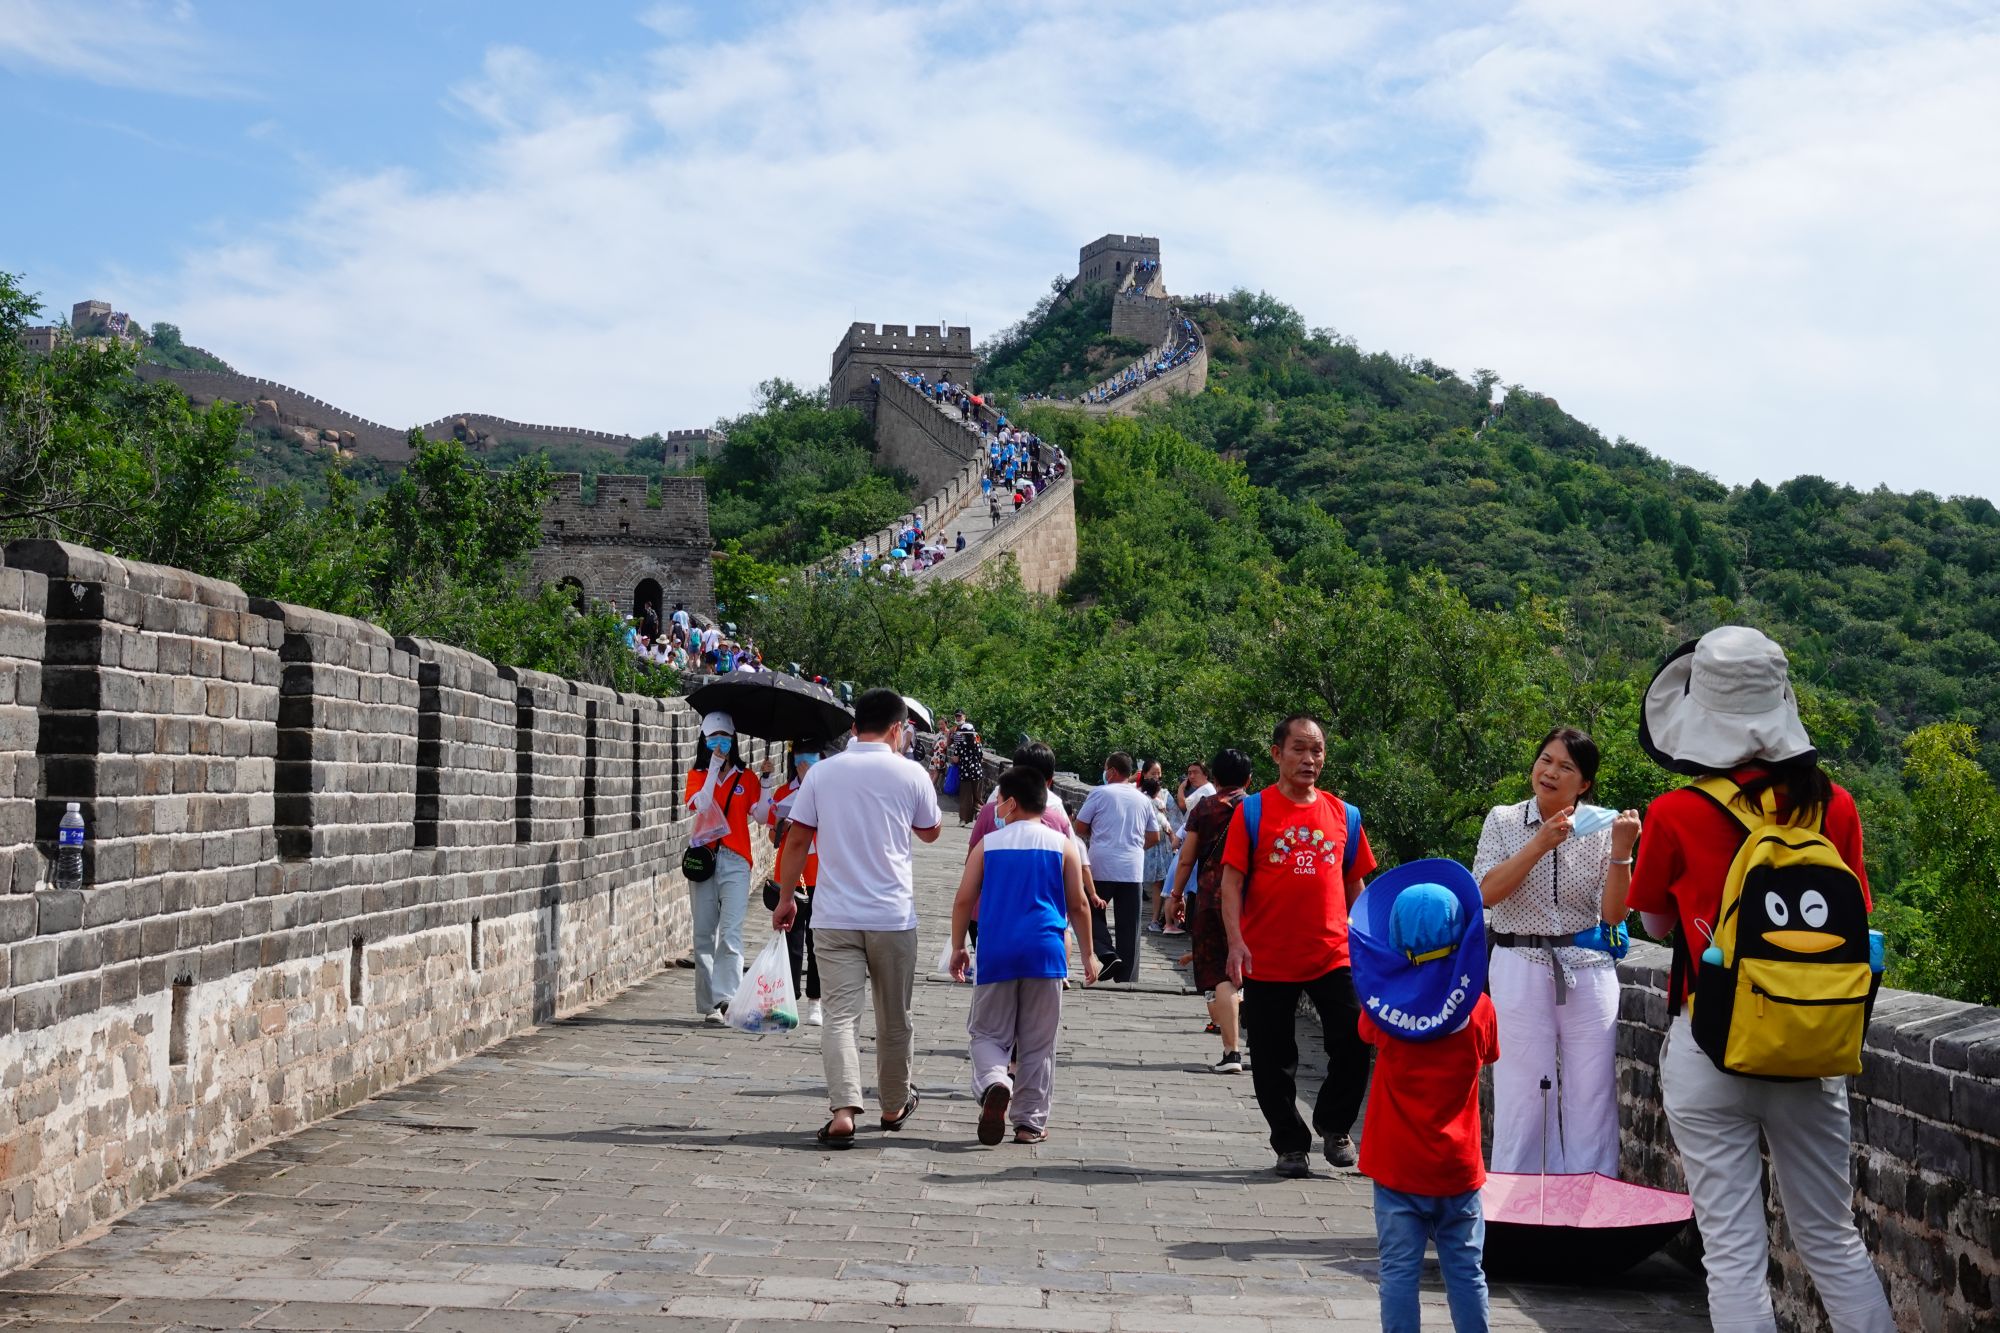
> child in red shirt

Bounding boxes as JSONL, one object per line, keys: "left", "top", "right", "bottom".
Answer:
{"left": 1357, "top": 882, "right": 1498, "bottom": 1333}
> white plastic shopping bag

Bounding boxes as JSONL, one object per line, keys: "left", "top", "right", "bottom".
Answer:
{"left": 689, "top": 751, "right": 732, "bottom": 848}
{"left": 726, "top": 933, "right": 799, "bottom": 1033}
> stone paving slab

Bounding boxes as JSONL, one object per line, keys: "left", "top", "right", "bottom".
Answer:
{"left": 0, "top": 832, "right": 1708, "bottom": 1330}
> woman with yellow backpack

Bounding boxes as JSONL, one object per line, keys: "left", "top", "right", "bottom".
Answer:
{"left": 1628, "top": 626, "right": 1892, "bottom": 1333}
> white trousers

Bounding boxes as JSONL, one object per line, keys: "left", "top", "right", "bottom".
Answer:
{"left": 1490, "top": 948, "right": 1620, "bottom": 1176}
{"left": 1662, "top": 1017, "right": 1892, "bottom": 1333}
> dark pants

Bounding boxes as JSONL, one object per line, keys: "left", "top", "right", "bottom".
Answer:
{"left": 785, "top": 892, "right": 820, "bottom": 1001}
{"left": 1091, "top": 880, "right": 1142, "bottom": 983}
{"left": 1242, "top": 967, "right": 1373, "bottom": 1155}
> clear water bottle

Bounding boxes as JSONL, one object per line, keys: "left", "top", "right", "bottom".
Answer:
{"left": 56, "top": 803, "right": 86, "bottom": 891}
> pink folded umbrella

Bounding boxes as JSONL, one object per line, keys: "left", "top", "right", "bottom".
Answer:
{"left": 1480, "top": 1172, "right": 1693, "bottom": 1279}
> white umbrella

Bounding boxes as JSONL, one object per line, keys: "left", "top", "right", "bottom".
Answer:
{"left": 902, "top": 696, "right": 936, "bottom": 732}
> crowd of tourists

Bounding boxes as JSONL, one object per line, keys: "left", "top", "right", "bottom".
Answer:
{"left": 675, "top": 626, "right": 1895, "bottom": 1333}
{"left": 625, "top": 600, "right": 769, "bottom": 674}
{"left": 1077, "top": 312, "right": 1201, "bottom": 406}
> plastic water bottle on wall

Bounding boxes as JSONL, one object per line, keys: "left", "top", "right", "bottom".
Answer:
{"left": 56, "top": 803, "right": 86, "bottom": 891}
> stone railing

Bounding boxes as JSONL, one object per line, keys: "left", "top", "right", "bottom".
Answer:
{"left": 1614, "top": 943, "right": 1998, "bottom": 1333}
{"left": 0, "top": 539, "right": 782, "bottom": 1272}
{"left": 824, "top": 453, "right": 985, "bottom": 573}
{"left": 920, "top": 474, "right": 1077, "bottom": 597}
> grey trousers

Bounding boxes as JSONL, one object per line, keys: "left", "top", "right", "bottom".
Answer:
{"left": 815, "top": 927, "right": 918, "bottom": 1115}
{"left": 967, "top": 977, "right": 1064, "bottom": 1132}
{"left": 1662, "top": 1017, "right": 1893, "bottom": 1332}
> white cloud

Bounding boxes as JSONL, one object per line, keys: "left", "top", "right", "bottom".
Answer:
{"left": 128, "top": 0, "right": 2000, "bottom": 499}
{"left": 0, "top": 0, "right": 229, "bottom": 94}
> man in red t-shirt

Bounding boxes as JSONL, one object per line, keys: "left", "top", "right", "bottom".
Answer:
{"left": 1220, "top": 714, "right": 1379, "bottom": 1177}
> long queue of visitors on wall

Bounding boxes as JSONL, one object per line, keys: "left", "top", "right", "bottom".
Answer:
{"left": 673, "top": 625, "right": 1898, "bottom": 1333}
{"left": 623, "top": 601, "right": 766, "bottom": 675}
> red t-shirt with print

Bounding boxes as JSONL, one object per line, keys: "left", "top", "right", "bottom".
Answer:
{"left": 1627, "top": 771, "right": 1870, "bottom": 983}
{"left": 1358, "top": 995, "right": 1499, "bottom": 1197}
{"left": 1220, "top": 787, "right": 1378, "bottom": 981}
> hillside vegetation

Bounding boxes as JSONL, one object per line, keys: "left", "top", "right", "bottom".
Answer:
{"left": 743, "top": 286, "right": 2000, "bottom": 1003}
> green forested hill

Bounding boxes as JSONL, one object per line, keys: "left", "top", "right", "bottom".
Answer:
{"left": 743, "top": 282, "right": 2000, "bottom": 1004}
{"left": 1122, "top": 291, "right": 2000, "bottom": 763}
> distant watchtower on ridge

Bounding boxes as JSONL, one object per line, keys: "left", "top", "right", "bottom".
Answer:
{"left": 1074, "top": 234, "right": 1161, "bottom": 294}
{"left": 829, "top": 322, "right": 977, "bottom": 417}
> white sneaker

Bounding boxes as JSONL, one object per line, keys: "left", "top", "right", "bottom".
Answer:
{"left": 704, "top": 1007, "right": 728, "bottom": 1026}
{"left": 805, "top": 1000, "right": 823, "bottom": 1026}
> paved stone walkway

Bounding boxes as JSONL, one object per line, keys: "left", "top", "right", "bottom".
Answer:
{"left": 0, "top": 833, "right": 1707, "bottom": 1331}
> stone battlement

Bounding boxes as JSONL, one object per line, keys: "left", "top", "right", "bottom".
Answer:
{"left": 0, "top": 538, "right": 780, "bottom": 1272}
{"left": 1079, "top": 233, "right": 1160, "bottom": 262}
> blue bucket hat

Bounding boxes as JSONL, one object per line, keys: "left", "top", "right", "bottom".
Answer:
{"left": 1349, "top": 858, "right": 1487, "bottom": 1043}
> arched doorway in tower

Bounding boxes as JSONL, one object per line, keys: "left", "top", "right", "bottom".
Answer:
{"left": 634, "top": 578, "right": 663, "bottom": 632}
{"left": 559, "top": 577, "right": 586, "bottom": 614}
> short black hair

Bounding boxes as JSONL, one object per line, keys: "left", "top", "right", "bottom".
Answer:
{"left": 1272, "top": 714, "right": 1324, "bottom": 748}
{"left": 1012, "top": 740, "right": 1058, "bottom": 785}
{"left": 996, "top": 765, "right": 1048, "bottom": 815}
{"left": 1536, "top": 726, "right": 1601, "bottom": 798}
{"left": 1210, "top": 747, "right": 1254, "bottom": 788}
{"left": 1105, "top": 751, "right": 1134, "bottom": 778}
{"left": 853, "top": 687, "right": 908, "bottom": 735}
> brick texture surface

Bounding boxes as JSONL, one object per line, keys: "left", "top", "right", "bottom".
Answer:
{"left": 0, "top": 540, "right": 776, "bottom": 1273}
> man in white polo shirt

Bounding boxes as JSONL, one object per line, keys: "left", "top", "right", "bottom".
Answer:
{"left": 1074, "top": 750, "right": 1159, "bottom": 983}
{"left": 773, "top": 688, "right": 942, "bottom": 1148}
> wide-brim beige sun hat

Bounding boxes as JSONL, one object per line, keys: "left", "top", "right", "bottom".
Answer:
{"left": 1638, "top": 626, "right": 1816, "bottom": 776}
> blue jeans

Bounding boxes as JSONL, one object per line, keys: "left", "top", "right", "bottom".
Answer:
{"left": 1373, "top": 1184, "right": 1488, "bottom": 1333}
{"left": 690, "top": 848, "right": 751, "bottom": 1012}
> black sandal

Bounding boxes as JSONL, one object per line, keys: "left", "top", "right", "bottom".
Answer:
{"left": 816, "top": 1119, "right": 855, "bottom": 1149}
{"left": 880, "top": 1091, "right": 921, "bottom": 1131}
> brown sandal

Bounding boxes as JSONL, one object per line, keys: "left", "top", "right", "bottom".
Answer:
{"left": 815, "top": 1118, "right": 855, "bottom": 1149}
{"left": 1013, "top": 1125, "right": 1046, "bottom": 1144}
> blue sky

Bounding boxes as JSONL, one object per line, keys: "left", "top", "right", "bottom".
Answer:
{"left": 5, "top": 0, "right": 1998, "bottom": 499}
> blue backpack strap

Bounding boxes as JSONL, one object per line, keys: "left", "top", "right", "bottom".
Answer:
{"left": 1342, "top": 801, "right": 1362, "bottom": 874}
{"left": 1241, "top": 791, "right": 1262, "bottom": 852}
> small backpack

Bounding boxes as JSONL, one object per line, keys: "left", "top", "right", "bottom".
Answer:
{"left": 1240, "top": 790, "right": 1363, "bottom": 875}
{"left": 1672, "top": 775, "right": 1878, "bottom": 1080}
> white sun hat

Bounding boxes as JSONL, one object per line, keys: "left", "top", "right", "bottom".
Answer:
{"left": 1639, "top": 626, "right": 1815, "bottom": 775}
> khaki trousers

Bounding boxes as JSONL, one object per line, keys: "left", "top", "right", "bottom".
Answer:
{"left": 815, "top": 927, "right": 918, "bottom": 1115}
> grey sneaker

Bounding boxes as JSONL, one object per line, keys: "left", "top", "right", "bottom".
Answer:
{"left": 1273, "top": 1152, "right": 1311, "bottom": 1179}
{"left": 1324, "top": 1135, "right": 1358, "bottom": 1168}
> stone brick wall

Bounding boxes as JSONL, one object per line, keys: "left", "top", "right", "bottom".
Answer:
{"left": 929, "top": 476, "right": 1078, "bottom": 596}
{"left": 525, "top": 472, "right": 715, "bottom": 616}
{"left": 869, "top": 371, "right": 985, "bottom": 498}
{"left": 1615, "top": 942, "right": 2000, "bottom": 1332}
{"left": 1071, "top": 342, "right": 1210, "bottom": 418}
{"left": 0, "top": 539, "right": 783, "bottom": 1272}
{"left": 830, "top": 323, "right": 978, "bottom": 416}
{"left": 1111, "top": 289, "right": 1174, "bottom": 344}
{"left": 826, "top": 455, "right": 985, "bottom": 571}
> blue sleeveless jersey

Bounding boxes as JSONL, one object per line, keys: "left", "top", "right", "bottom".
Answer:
{"left": 976, "top": 821, "right": 1071, "bottom": 983}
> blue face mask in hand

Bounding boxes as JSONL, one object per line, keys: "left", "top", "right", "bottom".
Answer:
{"left": 1570, "top": 804, "right": 1617, "bottom": 837}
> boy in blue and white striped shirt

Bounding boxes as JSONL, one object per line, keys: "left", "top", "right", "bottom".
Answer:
{"left": 948, "top": 766, "right": 1096, "bottom": 1145}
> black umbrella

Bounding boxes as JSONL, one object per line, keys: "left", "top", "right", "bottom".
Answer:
{"left": 687, "top": 671, "right": 854, "bottom": 742}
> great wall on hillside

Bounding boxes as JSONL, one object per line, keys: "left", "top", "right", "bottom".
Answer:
{"left": 3, "top": 241, "right": 1997, "bottom": 1333}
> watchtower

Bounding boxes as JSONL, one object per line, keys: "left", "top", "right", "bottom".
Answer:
{"left": 525, "top": 473, "right": 716, "bottom": 618}
{"left": 70, "top": 300, "right": 112, "bottom": 335}
{"left": 829, "top": 323, "right": 977, "bottom": 417}
{"left": 1076, "top": 235, "right": 1160, "bottom": 292}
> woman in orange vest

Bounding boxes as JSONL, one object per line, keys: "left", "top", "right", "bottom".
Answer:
{"left": 758, "top": 740, "right": 825, "bottom": 1026}
{"left": 685, "top": 711, "right": 762, "bottom": 1024}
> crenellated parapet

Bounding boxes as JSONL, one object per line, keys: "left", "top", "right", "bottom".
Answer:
{"left": 0, "top": 538, "right": 783, "bottom": 1271}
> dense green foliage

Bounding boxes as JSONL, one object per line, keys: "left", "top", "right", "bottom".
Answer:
{"left": 140, "top": 322, "right": 232, "bottom": 372}
{"left": 976, "top": 280, "right": 1147, "bottom": 398}
{"left": 0, "top": 272, "right": 670, "bottom": 695}
{"left": 744, "top": 286, "right": 2000, "bottom": 1002}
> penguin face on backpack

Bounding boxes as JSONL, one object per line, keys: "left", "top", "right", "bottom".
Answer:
{"left": 1738, "top": 868, "right": 1868, "bottom": 962}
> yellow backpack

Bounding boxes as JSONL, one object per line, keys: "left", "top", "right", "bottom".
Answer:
{"left": 1676, "top": 775, "right": 1879, "bottom": 1079}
